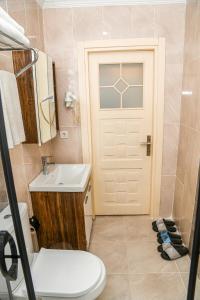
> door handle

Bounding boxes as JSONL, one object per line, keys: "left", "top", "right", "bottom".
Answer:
{"left": 0, "top": 231, "right": 20, "bottom": 281}
{"left": 140, "top": 135, "right": 152, "bottom": 156}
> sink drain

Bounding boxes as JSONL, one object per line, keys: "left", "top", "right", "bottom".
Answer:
{"left": 59, "top": 182, "right": 64, "bottom": 185}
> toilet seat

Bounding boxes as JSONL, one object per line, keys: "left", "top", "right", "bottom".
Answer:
{"left": 14, "top": 248, "right": 106, "bottom": 299}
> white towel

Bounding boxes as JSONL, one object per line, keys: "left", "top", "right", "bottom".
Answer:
{"left": 0, "top": 7, "right": 24, "bottom": 34}
{"left": 0, "top": 71, "right": 25, "bottom": 149}
{"left": 0, "top": 18, "right": 30, "bottom": 48}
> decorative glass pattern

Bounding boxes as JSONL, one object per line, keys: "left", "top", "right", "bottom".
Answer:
{"left": 114, "top": 79, "right": 128, "bottom": 93}
{"left": 99, "top": 63, "right": 143, "bottom": 109}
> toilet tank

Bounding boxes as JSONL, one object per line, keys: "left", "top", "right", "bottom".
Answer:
{"left": 0, "top": 202, "right": 34, "bottom": 295}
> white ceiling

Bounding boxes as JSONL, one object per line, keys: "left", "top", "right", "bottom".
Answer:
{"left": 37, "top": 0, "right": 186, "bottom": 8}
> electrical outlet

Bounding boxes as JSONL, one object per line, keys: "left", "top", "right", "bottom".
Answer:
{"left": 60, "top": 130, "right": 69, "bottom": 139}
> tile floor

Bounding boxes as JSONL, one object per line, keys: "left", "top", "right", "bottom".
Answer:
{"left": 89, "top": 216, "right": 191, "bottom": 300}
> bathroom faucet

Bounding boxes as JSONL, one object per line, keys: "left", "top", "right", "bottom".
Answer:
{"left": 41, "top": 156, "right": 55, "bottom": 175}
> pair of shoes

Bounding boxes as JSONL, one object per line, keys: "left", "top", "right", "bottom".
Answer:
{"left": 157, "top": 231, "right": 182, "bottom": 245}
{"left": 157, "top": 242, "right": 189, "bottom": 260}
{"left": 152, "top": 218, "right": 189, "bottom": 260}
{"left": 152, "top": 218, "right": 176, "bottom": 232}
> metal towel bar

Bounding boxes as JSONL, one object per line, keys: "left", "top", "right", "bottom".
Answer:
{"left": 0, "top": 30, "right": 38, "bottom": 77}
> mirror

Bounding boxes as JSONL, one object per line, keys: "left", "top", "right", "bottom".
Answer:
{"left": 34, "top": 50, "right": 57, "bottom": 144}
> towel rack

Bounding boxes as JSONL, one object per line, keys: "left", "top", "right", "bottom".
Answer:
{"left": 0, "top": 30, "right": 38, "bottom": 77}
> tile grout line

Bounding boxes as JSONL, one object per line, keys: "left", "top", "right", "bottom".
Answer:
{"left": 177, "top": 271, "right": 187, "bottom": 293}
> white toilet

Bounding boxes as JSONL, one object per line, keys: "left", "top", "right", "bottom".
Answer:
{"left": 0, "top": 203, "right": 106, "bottom": 300}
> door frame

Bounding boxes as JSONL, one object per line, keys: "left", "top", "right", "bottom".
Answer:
{"left": 78, "top": 38, "right": 165, "bottom": 218}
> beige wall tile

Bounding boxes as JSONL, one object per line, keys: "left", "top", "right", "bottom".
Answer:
{"left": 52, "top": 127, "right": 82, "bottom": 164}
{"left": 25, "top": 0, "right": 39, "bottom": 36}
{"left": 73, "top": 7, "right": 102, "bottom": 41}
{"left": 160, "top": 175, "right": 176, "bottom": 217}
{"left": 24, "top": 0, "right": 44, "bottom": 50}
{"left": 181, "top": 60, "right": 200, "bottom": 129}
{"left": 131, "top": 5, "right": 155, "bottom": 38}
{"left": 155, "top": 4, "right": 186, "bottom": 64}
{"left": 9, "top": 145, "right": 29, "bottom": 202}
{"left": 162, "top": 124, "right": 179, "bottom": 176}
{"left": 176, "top": 125, "right": 191, "bottom": 183}
{"left": 38, "top": 6, "right": 45, "bottom": 50}
{"left": 173, "top": 177, "right": 184, "bottom": 226}
{"left": 7, "top": 0, "right": 26, "bottom": 30}
{"left": 22, "top": 144, "right": 41, "bottom": 165}
{"left": 164, "top": 63, "right": 183, "bottom": 124}
{"left": 39, "top": 140, "right": 53, "bottom": 157}
{"left": 54, "top": 68, "right": 73, "bottom": 126}
{"left": 0, "top": 53, "right": 14, "bottom": 72}
{"left": 173, "top": 1, "right": 200, "bottom": 248}
{"left": 184, "top": 1, "right": 200, "bottom": 62}
{"left": 179, "top": 131, "right": 200, "bottom": 246}
{"left": 43, "top": 8, "right": 73, "bottom": 58}
{"left": 102, "top": 6, "right": 132, "bottom": 39}
{"left": 25, "top": 163, "right": 41, "bottom": 184}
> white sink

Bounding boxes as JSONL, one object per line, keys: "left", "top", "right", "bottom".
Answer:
{"left": 29, "top": 164, "right": 91, "bottom": 192}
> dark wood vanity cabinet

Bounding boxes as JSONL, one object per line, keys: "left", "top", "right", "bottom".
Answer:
{"left": 30, "top": 183, "right": 93, "bottom": 251}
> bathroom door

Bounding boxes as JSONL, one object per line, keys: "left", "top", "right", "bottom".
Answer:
{"left": 89, "top": 50, "right": 154, "bottom": 215}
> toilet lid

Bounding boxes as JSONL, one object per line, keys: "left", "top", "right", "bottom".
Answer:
{"left": 25, "top": 248, "right": 103, "bottom": 298}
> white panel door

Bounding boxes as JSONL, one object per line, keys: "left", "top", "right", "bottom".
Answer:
{"left": 89, "top": 50, "right": 154, "bottom": 215}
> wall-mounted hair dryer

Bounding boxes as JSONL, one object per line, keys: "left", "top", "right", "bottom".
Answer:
{"left": 64, "top": 91, "right": 77, "bottom": 109}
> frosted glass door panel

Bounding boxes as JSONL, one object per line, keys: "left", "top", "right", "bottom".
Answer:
{"left": 100, "top": 87, "right": 121, "bottom": 108}
{"left": 99, "top": 64, "right": 120, "bottom": 86}
{"left": 122, "top": 63, "right": 143, "bottom": 85}
{"left": 99, "top": 63, "right": 143, "bottom": 109}
{"left": 123, "top": 86, "right": 143, "bottom": 108}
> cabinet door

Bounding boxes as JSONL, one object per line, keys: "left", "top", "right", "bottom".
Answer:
{"left": 84, "top": 185, "right": 93, "bottom": 247}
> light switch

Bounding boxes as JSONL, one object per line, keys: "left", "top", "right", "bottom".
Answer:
{"left": 60, "top": 130, "right": 69, "bottom": 139}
